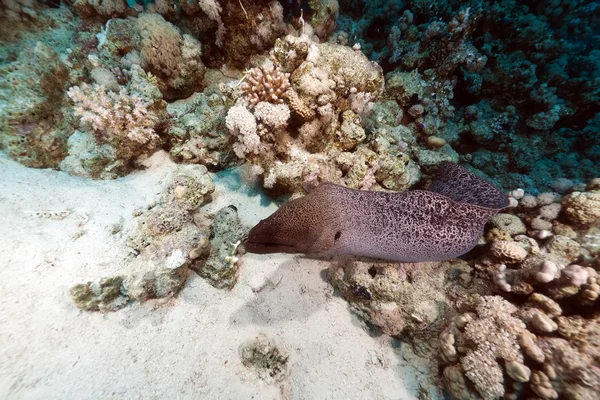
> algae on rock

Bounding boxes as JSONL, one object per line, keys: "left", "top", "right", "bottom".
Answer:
{"left": 70, "top": 277, "right": 129, "bottom": 312}
{"left": 239, "top": 334, "right": 290, "bottom": 384}
{"left": 193, "top": 205, "right": 249, "bottom": 290}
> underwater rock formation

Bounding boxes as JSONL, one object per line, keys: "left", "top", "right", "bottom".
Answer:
{"left": 191, "top": 205, "right": 249, "bottom": 290}
{"left": 0, "top": 42, "right": 71, "bottom": 168}
{"left": 70, "top": 277, "right": 128, "bottom": 312}
{"left": 70, "top": 164, "right": 216, "bottom": 310}
{"left": 328, "top": 258, "right": 455, "bottom": 339}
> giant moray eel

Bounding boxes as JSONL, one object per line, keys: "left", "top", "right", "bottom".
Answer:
{"left": 245, "top": 162, "right": 509, "bottom": 262}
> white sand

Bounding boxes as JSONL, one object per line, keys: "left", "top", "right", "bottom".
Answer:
{"left": 0, "top": 151, "right": 439, "bottom": 400}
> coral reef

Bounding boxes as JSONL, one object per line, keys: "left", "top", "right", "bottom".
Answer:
{"left": 220, "top": 33, "right": 450, "bottom": 197}
{"left": 166, "top": 84, "right": 233, "bottom": 169}
{"left": 2, "top": 2, "right": 599, "bottom": 398}
{"left": 62, "top": 65, "right": 167, "bottom": 178}
{"left": 326, "top": 175, "right": 599, "bottom": 400}
{"left": 334, "top": 1, "right": 599, "bottom": 192}
{"left": 1, "top": 0, "right": 597, "bottom": 193}
{"left": 437, "top": 181, "right": 599, "bottom": 399}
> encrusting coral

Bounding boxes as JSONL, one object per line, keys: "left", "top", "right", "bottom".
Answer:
{"left": 0, "top": 42, "right": 71, "bottom": 168}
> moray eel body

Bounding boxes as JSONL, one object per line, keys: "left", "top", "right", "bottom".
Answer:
{"left": 246, "top": 162, "right": 509, "bottom": 262}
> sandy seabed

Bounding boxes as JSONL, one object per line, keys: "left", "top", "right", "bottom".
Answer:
{"left": 0, "top": 151, "right": 437, "bottom": 400}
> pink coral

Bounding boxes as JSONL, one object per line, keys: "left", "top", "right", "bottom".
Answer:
{"left": 241, "top": 65, "right": 290, "bottom": 106}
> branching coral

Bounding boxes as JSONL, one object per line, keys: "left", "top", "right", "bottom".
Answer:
{"left": 59, "top": 63, "right": 168, "bottom": 179}
{"left": 67, "top": 83, "right": 159, "bottom": 146}
{"left": 241, "top": 65, "right": 290, "bottom": 107}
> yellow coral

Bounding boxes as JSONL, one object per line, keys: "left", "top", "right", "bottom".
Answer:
{"left": 490, "top": 240, "right": 528, "bottom": 263}
{"left": 486, "top": 228, "right": 512, "bottom": 243}
{"left": 562, "top": 191, "right": 600, "bottom": 225}
{"left": 286, "top": 89, "right": 316, "bottom": 121}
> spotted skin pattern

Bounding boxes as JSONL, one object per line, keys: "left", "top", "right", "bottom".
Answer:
{"left": 427, "top": 162, "right": 508, "bottom": 210}
{"left": 246, "top": 162, "right": 509, "bottom": 262}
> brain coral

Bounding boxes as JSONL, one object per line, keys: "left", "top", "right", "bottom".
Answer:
{"left": 562, "top": 191, "right": 600, "bottom": 225}
{"left": 491, "top": 213, "right": 527, "bottom": 236}
{"left": 490, "top": 240, "right": 528, "bottom": 263}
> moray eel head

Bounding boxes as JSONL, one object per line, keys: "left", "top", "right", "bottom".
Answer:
{"left": 246, "top": 185, "right": 342, "bottom": 255}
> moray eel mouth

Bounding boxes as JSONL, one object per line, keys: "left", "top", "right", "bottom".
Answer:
{"left": 245, "top": 219, "right": 311, "bottom": 254}
{"left": 244, "top": 240, "right": 296, "bottom": 254}
{"left": 244, "top": 228, "right": 299, "bottom": 254}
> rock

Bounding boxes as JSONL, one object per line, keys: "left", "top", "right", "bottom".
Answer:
{"left": 194, "top": 206, "right": 249, "bottom": 289}
{"left": 491, "top": 213, "right": 527, "bottom": 236}
{"left": 506, "top": 361, "right": 531, "bottom": 382}
{"left": 70, "top": 277, "right": 129, "bottom": 312}
{"left": 239, "top": 334, "right": 289, "bottom": 384}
